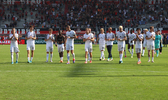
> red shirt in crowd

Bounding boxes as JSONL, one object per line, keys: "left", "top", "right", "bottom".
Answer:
{"left": 1, "top": 36, "right": 4, "bottom": 41}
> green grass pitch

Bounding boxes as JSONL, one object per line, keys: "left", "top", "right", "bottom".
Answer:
{"left": 0, "top": 44, "right": 168, "bottom": 100}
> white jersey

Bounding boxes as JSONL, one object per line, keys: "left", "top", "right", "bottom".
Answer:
{"left": 135, "top": 34, "right": 143, "bottom": 48}
{"left": 99, "top": 33, "right": 105, "bottom": 45}
{"left": 146, "top": 31, "right": 155, "bottom": 45}
{"left": 116, "top": 31, "right": 126, "bottom": 45}
{"left": 9, "top": 33, "right": 18, "bottom": 47}
{"left": 143, "top": 33, "right": 147, "bottom": 42}
{"left": 26, "top": 31, "right": 36, "bottom": 45}
{"left": 83, "top": 33, "right": 94, "bottom": 46}
{"left": 106, "top": 32, "right": 115, "bottom": 45}
{"left": 128, "top": 33, "right": 136, "bottom": 44}
{"left": 45, "top": 34, "right": 54, "bottom": 47}
{"left": 66, "top": 30, "right": 76, "bottom": 44}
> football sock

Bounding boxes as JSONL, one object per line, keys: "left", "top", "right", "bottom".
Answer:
{"left": 67, "top": 53, "right": 70, "bottom": 62}
{"left": 156, "top": 50, "right": 159, "bottom": 55}
{"left": 28, "top": 57, "right": 30, "bottom": 61}
{"left": 16, "top": 53, "right": 19, "bottom": 61}
{"left": 11, "top": 52, "right": 13, "bottom": 62}
{"left": 132, "top": 49, "right": 134, "bottom": 56}
{"left": 128, "top": 49, "right": 130, "bottom": 53}
{"left": 102, "top": 51, "right": 105, "bottom": 59}
{"left": 138, "top": 58, "right": 140, "bottom": 62}
{"left": 46, "top": 54, "right": 49, "bottom": 61}
{"left": 90, "top": 58, "right": 92, "bottom": 61}
{"left": 31, "top": 57, "right": 33, "bottom": 61}
{"left": 152, "top": 57, "right": 154, "bottom": 61}
{"left": 50, "top": 54, "right": 53, "bottom": 61}
{"left": 88, "top": 53, "right": 90, "bottom": 60}
{"left": 120, "top": 54, "right": 123, "bottom": 61}
{"left": 85, "top": 58, "right": 87, "bottom": 62}
{"left": 143, "top": 50, "right": 145, "bottom": 55}
{"left": 148, "top": 57, "right": 150, "bottom": 61}
{"left": 72, "top": 53, "right": 75, "bottom": 59}
{"left": 101, "top": 51, "right": 103, "bottom": 59}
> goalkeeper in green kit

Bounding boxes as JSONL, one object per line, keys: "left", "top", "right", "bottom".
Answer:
{"left": 155, "top": 31, "right": 161, "bottom": 57}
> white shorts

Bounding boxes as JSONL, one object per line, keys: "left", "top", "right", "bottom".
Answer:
{"left": 10, "top": 46, "right": 19, "bottom": 53}
{"left": 46, "top": 46, "right": 53, "bottom": 52}
{"left": 85, "top": 45, "right": 92, "bottom": 52}
{"left": 27, "top": 44, "right": 35, "bottom": 50}
{"left": 99, "top": 44, "right": 105, "bottom": 51}
{"left": 58, "top": 44, "right": 64, "bottom": 53}
{"left": 147, "top": 44, "right": 155, "bottom": 50}
{"left": 136, "top": 48, "right": 142, "bottom": 53}
{"left": 129, "top": 41, "right": 134, "bottom": 45}
{"left": 66, "top": 43, "right": 74, "bottom": 50}
{"left": 118, "top": 44, "right": 125, "bottom": 51}
{"left": 143, "top": 41, "right": 147, "bottom": 47}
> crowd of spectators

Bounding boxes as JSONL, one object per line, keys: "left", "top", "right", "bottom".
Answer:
{"left": 0, "top": 0, "right": 168, "bottom": 29}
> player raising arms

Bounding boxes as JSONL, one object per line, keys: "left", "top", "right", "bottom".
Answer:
{"left": 134, "top": 28, "right": 143, "bottom": 64}
{"left": 96, "top": 28, "right": 106, "bottom": 61}
{"left": 83, "top": 28, "right": 94, "bottom": 63}
{"left": 116, "top": 26, "right": 127, "bottom": 64}
{"left": 65, "top": 25, "right": 77, "bottom": 64}
{"left": 128, "top": 29, "right": 136, "bottom": 58}
{"left": 9, "top": 28, "right": 19, "bottom": 64}
{"left": 55, "top": 30, "right": 65, "bottom": 63}
{"left": 105, "top": 27, "right": 115, "bottom": 61}
{"left": 142, "top": 29, "right": 148, "bottom": 57}
{"left": 155, "top": 30, "right": 161, "bottom": 57}
{"left": 45, "top": 28, "right": 55, "bottom": 62}
{"left": 25, "top": 25, "right": 36, "bottom": 63}
{"left": 146, "top": 26, "right": 155, "bottom": 63}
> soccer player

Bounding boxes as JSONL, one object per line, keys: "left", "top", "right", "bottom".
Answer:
{"left": 159, "top": 32, "right": 163, "bottom": 54}
{"left": 45, "top": 28, "right": 55, "bottom": 62}
{"left": 83, "top": 28, "right": 94, "bottom": 63}
{"left": 142, "top": 29, "right": 148, "bottom": 57}
{"left": 155, "top": 30, "right": 161, "bottom": 57}
{"left": 128, "top": 29, "right": 136, "bottom": 58}
{"left": 65, "top": 25, "right": 77, "bottom": 64}
{"left": 9, "top": 28, "right": 19, "bottom": 64}
{"left": 55, "top": 30, "right": 65, "bottom": 63}
{"left": 96, "top": 28, "right": 106, "bottom": 61}
{"left": 105, "top": 27, "right": 115, "bottom": 61}
{"left": 88, "top": 28, "right": 92, "bottom": 61}
{"left": 1, "top": 35, "right": 4, "bottom": 45}
{"left": 25, "top": 25, "right": 36, "bottom": 63}
{"left": 134, "top": 28, "right": 143, "bottom": 64}
{"left": 146, "top": 26, "right": 155, "bottom": 63}
{"left": 116, "top": 26, "right": 127, "bottom": 64}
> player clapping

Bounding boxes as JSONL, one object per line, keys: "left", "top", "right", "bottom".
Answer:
{"left": 146, "top": 26, "right": 155, "bottom": 63}
{"left": 116, "top": 26, "right": 127, "bottom": 64}
{"left": 128, "top": 29, "right": 136, "bottom": 58}
{"left": 65, "top": 25, "right": 77, "bottom": 64}
{"left": 83, "top": 28, "right": 94, "bottom": 64}
{"left": 9, "top": 28, "right": 19, "bottom": 64}
{"left": 25, "top": 25, "right": 36, "bottom": 63}
{"left": 45, "top": 28, "right": 55, "bottom": 62}
{"left": 134, "top": 28, "right": 143, "bottom": 64}
{"left": 55, "top": 30, "right": 65, "bottom": 63}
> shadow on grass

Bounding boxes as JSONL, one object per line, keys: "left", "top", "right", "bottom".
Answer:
{"left": 66, "top": 63, "right": 97, "bottom": 77}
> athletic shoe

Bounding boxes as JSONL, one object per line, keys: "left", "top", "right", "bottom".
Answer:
{"left": 159, "top": 52, "right": 162, "bottom": 54}
{"left": 50, "top": 60, "right": 53, "bottom": 62}
{"left": 131, "top": 56, "right": 133, "bottom": 58}
{"left": 111, "top": 58, "right": 113, "bottom": 61}
{"left": 29, "top": 61, "right": 32, "bottom": 63}
{"left": 107, "top": 59, "right": 109, "bottom": 61}
{"left": 84, "top": 61, "right": 87, "bottom": 64}
{"left": 60, "top": 60, "right": 63, "bottom": 63}
{"left": 102, "top": 58, "right": 105, "bottom": 61}
{"left": 15, "top": 61, "right": 18, "bottom": 64}
{"left": 90, "top": 60, "right": 92, "bottom": 63}
{"left": 45, "top": 60, "right": 48, "bottom": 62}
{"left": 156, "top": 54, "right": 159, "bottom": 57}
{"left": 125, "top": 55, "right": 127, "bottom": 58}
{"left": 99, "top": 59, "right": 102, "bottom": 61}
{"left": 141, "top": 54, "right": 144, "bottom": 57}
{"left": 11, "top": 62, "right": 14, "bottom": 64}
{"left": 137, "top": 61, "right": 141, "bottom": 64}
{"left": 27, "top": 61, "right": 30, "bottom": 63}
{"left": 148, "top": 60, "right": 150, "bottom": 62}
{"left": 73, "top": 59, "right": 75, "bottom": 63}
{"left": 151, "top": 61, "right": 154, "bottom": 63}
{"left": 67, "top": 61, "right": 70, "bottom": 64}
{"left": 119, "top": 61, "right": 123, "bottom": 64}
